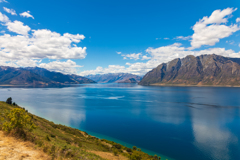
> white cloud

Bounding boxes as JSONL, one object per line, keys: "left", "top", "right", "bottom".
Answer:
{"left": 0, "top": 12, "right": 9, "bottom": 22}
{"left": 175, "top": 35, "right": 191, "bottom": 40}
{"left": 190, "top": 8, "right": 240, "bottom": 49}
{"left": 6, "top": 20, "right": 31, "bottom": 35}
{"left": 164, "top": 37, "right": 169, "bottom": 40}
{"left": 122, "top": 53, "right": 141, "bottom": 60}
{"left": 39, "top": 60, "right": 82, "bottom": 74}
{"left": 142, "top": 55, "right": 151, "bottom": 60}
{"left": 237, "top": 18, "right": 240, "bottom": 23}
{"left": 116, "top": 51, "right": 121, "bottom": 54}
{"left": 15, "top": 58, "right": 40, "bottom": 67}
{"left": 20, "top": 11, "right": 34, "bottom": 19}
{"left": 3, "top": 7, "right": 17, "bottom": 15}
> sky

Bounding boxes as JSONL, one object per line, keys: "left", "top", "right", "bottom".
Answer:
{"left": 0, "top": 0, "right": 240, "bottom": 76}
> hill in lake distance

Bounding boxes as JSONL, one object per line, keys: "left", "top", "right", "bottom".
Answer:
{"left": 86, "top": 73, "right": 142, "bottom": 83}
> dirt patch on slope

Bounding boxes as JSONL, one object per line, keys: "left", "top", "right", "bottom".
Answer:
{"left": 88, "top": 150, "right": 128, "bottom": 160}
{"left": 0, "top": 131, "right": 50, "bottom": 160}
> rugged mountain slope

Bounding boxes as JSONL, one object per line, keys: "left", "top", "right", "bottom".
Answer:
{"left": 86, "top": 73, "right": 142, "bottom": 83}
{"left": 0, "top": 66, "right": 52, "bottom": 85}
{"left": 0, "top": 66, "right": 95, "bottom": 85}
{"left": 139, "top": 54, "right": 240, "bottom": 86}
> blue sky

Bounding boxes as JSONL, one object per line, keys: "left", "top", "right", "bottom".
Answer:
{"left": 0, "top": 0, "right": 240, "bottom": 76}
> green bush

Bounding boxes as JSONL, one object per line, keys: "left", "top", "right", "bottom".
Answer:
{"left": 113, "top": 144, "right": 122, "bottom": 149}
{"left": 126, "top": 148, "right": 132, "bottom": 153}
{"left": 2, "top": 108, "right": 36, "bottom": 134}
{"left": 130, "top": 151, "right": 142, "bottom": 160}
{"left": 133, "top": 146, "right": 137, "bottom": 150}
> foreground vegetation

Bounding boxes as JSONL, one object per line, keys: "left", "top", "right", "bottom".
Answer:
{"left": 0, "top": 99, "right": 161, "bottom": 160}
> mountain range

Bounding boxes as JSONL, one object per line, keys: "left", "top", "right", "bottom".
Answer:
{"left": 0, "top": 66, "right": 95, "bottom": 86}
{"left": 86, "top": 73, "right": 142, "bottom": 83}
{"left": 139, "top": 54, "right": 240, "bottom": 86}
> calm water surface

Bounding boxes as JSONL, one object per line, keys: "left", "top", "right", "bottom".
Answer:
{"left": 0, "top": 83, "right": 240, "bottom": 160}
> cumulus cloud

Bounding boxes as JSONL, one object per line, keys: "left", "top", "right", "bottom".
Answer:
{"left": 237, "top": 18, "right": 240, "bottom": 23}
{"left": 20, "top": 11, "right": 34, "bottom": 19}
{"left": 3, "top": 7, "right": 17, "bottom": 15}
{"left": 0, "top": 11, "right": 87, "bottom": 75}
{"left": 122, "top": 53, "right": 142, "bottom": 60}
{"left": 0, "top": 12, "right": 86, "bottom": 60}
{"left": 116, "top": 51, "right": 121, "bottom": 54}
{"left": 164, "top": 37, "right": 169, "bottom": 40}
{"left": 39, "top": 60, "right": 82, "bottom": 74}
{"left": 6, "top": 20, "right": 31, "bottom": 35}
{"left": 142, "top": 55, "right": 151, "bottom": 60}
{"left": 190, "top": 8, "right": 240, "bottom": 49}
{"left": 0, "top": 12, "right": 9, "bottom": 22}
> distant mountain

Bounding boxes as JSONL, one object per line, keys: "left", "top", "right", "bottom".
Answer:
{"left": 139, "top": 54, "right": 240, "bottom": 86}
{"left": 86, "top": 73, "right": 142, "bottom": 83}
{"left": 26, "top": 67, "right": 95, "bottom": 84}
{"left": 0, "top": 66, "right": 96, "bottom": 86}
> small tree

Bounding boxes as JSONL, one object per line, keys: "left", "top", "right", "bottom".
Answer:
{"left": 6, "top": 97, "right": 12, "bottom": 105}
{"left": 2, "top": 108, "right": 36, "bottom": 135}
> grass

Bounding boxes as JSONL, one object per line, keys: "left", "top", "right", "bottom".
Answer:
{"left": 0, "top": 101, "right": 161, "bottom": 160}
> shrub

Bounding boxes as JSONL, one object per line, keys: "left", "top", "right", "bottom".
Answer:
{"left": 137, "top": 148, "right": 141, "bottom": 152}
{"left": 113, "top": 144, "right": 122, "bottom": 149}
{"left": 113, "top": 149, "right": 118, "bottom": 156}
{"left": 154, "top": 154, "right": 159, "bottom": 160}
{"left": 2, "top": 108, "right": 36, "bottom": 134}
{"left": 126, "top": 148, "right": 132, "bottom": 153}
{"left": 45, "top": 135, "right": 51, "bottom": 141}
{"left": 130, "top": 151, "right": 142, "bottom": 160}
{"left": 50, "top": 134, "right": 56, "bottom": 138}
{"left": 133, "top": 146, "right": 137, "bottom": 150}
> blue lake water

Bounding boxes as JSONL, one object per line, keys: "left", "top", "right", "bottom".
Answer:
{"left": 0, "top": 83, "right": 240, "bottom": 160}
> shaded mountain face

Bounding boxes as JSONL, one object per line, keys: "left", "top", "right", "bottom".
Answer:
{"left": 139, "top": 54, "right": 240, "bottom": 86}
{"left": 0, "top": 66, "right": 95, "bottom": 86}
{"left": 86, "top": 73, "right": 142, "bottom": 83}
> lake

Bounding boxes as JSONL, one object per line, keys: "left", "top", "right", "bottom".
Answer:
{"left": 0, "top": 83, "right": 240, "bottom": 160}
